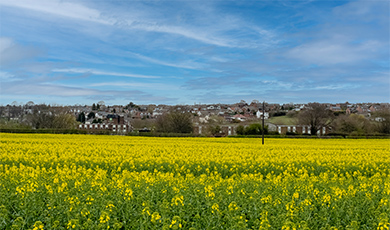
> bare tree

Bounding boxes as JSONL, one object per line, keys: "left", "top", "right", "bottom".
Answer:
{"left": 53, "top": 114, "right": 78, "bottom": 129}
{"left": 25, "top": 104, "right": 77, "bottom": 130}
{"left": 298, "top": 103, "right": 333, "bottom": 135}
{"left": 373, "top": 108, "right": 390, "bottom": 134}
{"left": 156, "top": 111, "right": 193, "bottom": 133}
{"left": 331, "top": 114, "right": 375, "bottom": 135}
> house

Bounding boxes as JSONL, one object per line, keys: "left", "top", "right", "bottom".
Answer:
{"left": 330, "top": 104, "right": 342, "bottom": 112}
{"left": 256, "top": 110, "right": 269, "bottom": 119}
{"left": 193, "top": 125, "right": 235, "bottom": 136}
{"left": 199, "top": 114, "right": 210, "bottom": 123}
{"left": 233, "top": 114, "right": 246, "bottom": 121}
{"left": 95, "top": 112, "right": 104, "bottom": 119}
{"left": 107, "top": 114, "right": 124, "bottom": 124}
{"left": 77, "top": 123, "right": 131, "bottom": 133}
{"left": 152, "top": 111, "right": 163, "bottom": 118}
{"left": 131, "top": 112, "right": 141, "bottom": 119}
{"left": 276, "top": 125, "right": 330, "bottom": 136}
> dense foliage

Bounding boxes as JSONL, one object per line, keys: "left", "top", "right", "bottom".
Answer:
{"left": 0, "top": 134, "right": 389, "bottom": 229}
{"left": 236, "top": 124, "right": 268, "bottom": 136}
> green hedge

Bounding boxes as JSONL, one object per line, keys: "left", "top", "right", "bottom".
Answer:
{"left": 0, "top": 128, "right": 88, "bottom": 134}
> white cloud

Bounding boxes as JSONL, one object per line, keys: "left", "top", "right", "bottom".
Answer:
{"left": 0, "top": 37, "right": 13, "bottom": 53}
{"left": 128, "top": 52, "right": 205, "bottom": 70}
{"left": 0, "top": 81, "right": 98, "bottom": 96}
{"left": 52, "top": 68, "right": 160, "bottom": 79}
{"left": 0, "top": 0, "right": 230, "bottom": 46}
{"left": 0, "top": 0, "right": 275, "bottom": 48}
{"left": 0, "top": 71, "right": 16, "bottom": 81}
{"left": 129, "top": 22, "right": 234, "bottom": 47}
{"left": 286, "top": 40, "right": 382, "bottom": 66}
{"left": 313, "top": 84, "right": 354, "bottom": 90}
{"left": 0, "top": 0, "right": 113, "bottom": 25}
{"left": 0, "top": 37, "right": 42, "bottom": 66}
{"left": 90, "top": 82, "right": 179, "bottom": 90}
{"left": 0, "top": 81, "right": 150, "bottom": 99}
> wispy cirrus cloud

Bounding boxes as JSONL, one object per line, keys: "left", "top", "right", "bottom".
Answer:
{"left": 127, "top": 52, "right": 206, "bottom": 70}
{"left": 0, "top": 0, "right": 113, "bottom": 25}
{"left": 0, "top": 81, "right": 98, "bottom": 97}
{"left": 0, "top": 71, "right": 18, "bottom": 82}
{"left": 0, "top": 79, "right": 177, "bottom": 104}
{"left": 52, "top": 68, "right": 160, "bottom": 79}
{"left": 0, "top": 0, "right": 275, "bottom": 49}
{"left": 90, "top": 81, "right": 179, "bottom": 90}
{"left": 286, "top": 37, "right": 383, "bottom": 66}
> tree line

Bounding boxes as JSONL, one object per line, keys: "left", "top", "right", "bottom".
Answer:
{"left": 298, "top": 103, "right": 390, "bottom": 135}
{"left": 1, "top": 102, "right": 389, "bottom": 136}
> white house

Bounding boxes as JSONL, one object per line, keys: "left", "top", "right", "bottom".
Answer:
{"left": 256, "top": 110, "right": 269, "bottom": 119}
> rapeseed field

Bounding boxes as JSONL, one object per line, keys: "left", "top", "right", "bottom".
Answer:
{"left": 0, "top": 133, "right": 389, "bottom": 229}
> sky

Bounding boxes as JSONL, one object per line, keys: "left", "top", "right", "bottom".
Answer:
{"left": 0, "top": 0, "right": 389, "bottom": 106}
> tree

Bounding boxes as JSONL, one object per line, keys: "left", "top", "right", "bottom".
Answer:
{"left": 373, "top": 108, "right": 390, "bottom": 134}
{"left": 236, "top": 125, "right": 245, "bottom": 135}
{"left": 25, "top": 109, "right": 77, "bottom": 130}
{"left": 298, "top": 103, "right": 333, "bottom": 135}
{"left": 87, "top": 112, "right": 95, "bottom": 120}
{"left": 77, "top": 112, "right": 86, "bottom": 123}
{"left": 92, "top": 103, "right": 97, "bottom": 110}
{"left": 205, "top": 115, "right": 225, "bottom": 136}
{"left": 207, "top": 125, "right": 221, "bottom": 136}
{"left": 53, "top": 114, "right": 78, "bottom": 129}
{"left": 245, "top": 123, "right": 264, "bottom": 135}
{"left": 26, "top": 112, "right": 54, "bottom": 129}
{"left": 331, "top": 114, "right": 374, "bottom": 135}
{"left": 156, "top": 111, "right": 193, "bottom": 133}
{"left": 26, "top": 101, "right": 35, "bottom": 108}
{"left": 126, "top": 102, "right": 136, "bottom": 109}
{"left": 235, "top": 124, "right": 268, "bottom": 135}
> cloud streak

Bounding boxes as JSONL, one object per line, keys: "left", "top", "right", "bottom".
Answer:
{"left": 90, "top": 81, "right": 179, "bottom": 90}
{"left": 0, "top": 0, "right": 275, "bottom": 48}
{"left": 0, "top": 0, "right": 112, "bottom": 25}
{"left": 52, "top": 68, "right": 160, "bottom": 79}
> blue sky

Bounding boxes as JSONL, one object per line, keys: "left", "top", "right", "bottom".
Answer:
{"left": 0, "top": 0, "right": 389, "bottom": 106}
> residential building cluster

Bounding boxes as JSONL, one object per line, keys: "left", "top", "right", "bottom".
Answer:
{"left": 1, "top": 101, "right": 388, "bottom": 136}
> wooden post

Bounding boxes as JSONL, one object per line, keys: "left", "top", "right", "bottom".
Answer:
{"left": 262, "top": 101, "right": 265, "bottom": 145}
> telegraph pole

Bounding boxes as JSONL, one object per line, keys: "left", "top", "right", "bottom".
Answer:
{"left": 262, "top": 101, "right": 265, "bottom": 145}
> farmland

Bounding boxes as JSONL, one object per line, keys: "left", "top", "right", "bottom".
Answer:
{"left": 0, "top": 133, "right": 389, "bottom": 229}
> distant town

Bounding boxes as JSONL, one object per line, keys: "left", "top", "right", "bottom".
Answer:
{"left": 1, "top": 100, "right": 389, "bottom": 137}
